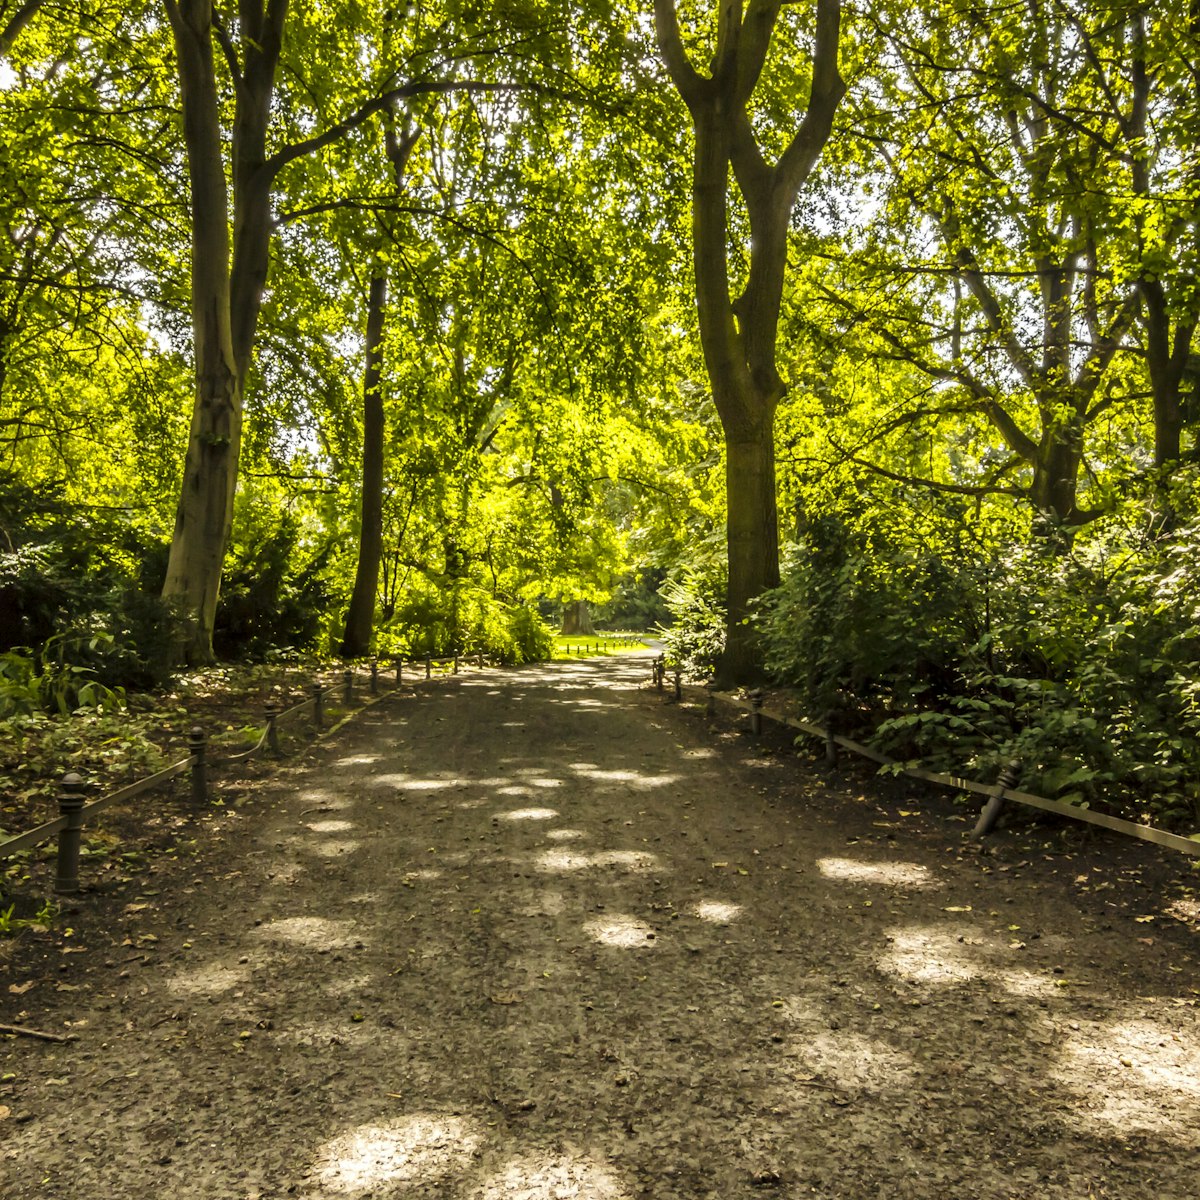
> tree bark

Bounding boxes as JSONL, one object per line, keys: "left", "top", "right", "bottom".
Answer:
{"left": 561, "top": 599, "right": 595, "bottom": 636}
{"left": 655, "top": 0, "right": 844, "bottom": 685}
{"left": 341, "top": 272, "right": 388, "bottom": 658}
{"left": 160, "top": 0, "right": 287, "bottom": 664}
{"left": 161, "top": 0, "right": 242, "bottom": 664}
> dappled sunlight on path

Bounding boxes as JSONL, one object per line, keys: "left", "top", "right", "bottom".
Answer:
{"left": 4, "top": 652, "right": 1200, "bottom": 1199}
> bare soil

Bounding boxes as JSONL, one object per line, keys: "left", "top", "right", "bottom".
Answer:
{"left": 2, "top": 653, "right": 1199, "bottom": 1199}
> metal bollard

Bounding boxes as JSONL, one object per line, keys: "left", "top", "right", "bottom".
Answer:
{"left": 312, "top": 682, "right": 325, "bottom": 730}
{"left": 265, "top": 700, "right": 281, "bottom": 755}
{"left": 370, "top": 657, "right": 379, "bottom": 695}
{"left": 824, "top": 721, "right": 839, "bottom": 767}
{"left": 343, "top": 669, "right": 354, "bottom": 704}
{"left": 749, "top": 688, "right": 763, "bottom": 736}
{"left": 54, "top": 772, "right": 86, "bottom": 894}
{"left": 188, "top": 727, "right": 207, "bottom": 804}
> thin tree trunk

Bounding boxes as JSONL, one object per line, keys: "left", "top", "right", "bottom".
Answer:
{"left": 341, "top": 272, "right": 388, "bottom": 658}
{"left": 561, "top": 600, "right": 595, "bottom": 636}
{"left": 161, "top": 0, "right": 242, "bottom": 665}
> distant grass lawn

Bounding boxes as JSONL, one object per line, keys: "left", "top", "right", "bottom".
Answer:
{"left": 551, "top": 632, "right": 649, "bottom": 659}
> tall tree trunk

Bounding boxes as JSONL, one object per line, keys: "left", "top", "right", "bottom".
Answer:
{"left": 160, "top": 0, "right": 286, "bottom": 664}
{"left": 655, "top": 0, "right": 844, "bottom": 685}
{"left": 161, "top": 0, "right": 242, "bottom": 665}
{"left": 561, "top": 599, "right": 595, "bottom": 636}
{"left": 341, "top": 272, "right": 388, "bottom": 658}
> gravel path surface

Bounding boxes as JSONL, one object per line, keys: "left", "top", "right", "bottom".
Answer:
{"left": 3, "top": 653, "right": 1199, "bottom": 1198}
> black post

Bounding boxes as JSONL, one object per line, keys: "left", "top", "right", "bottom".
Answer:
{"left": 312, "top": 682, "right": 324, "bottom": 730}
{"left": 824, "top": 723, "right": 838, "bottom": 767}
{"left": 343, "top": 669, "right": 353, "bottom": 705}
{"left": 396, "top": 659, "right": 403, "bottom": 687}
{"left": 54, "top": 772, "right": 86, "bottom": 895}
{"left": 188, "top": 727, "right": 207, "bottom": 805}
{"left": 749, "top": 689, "right": 763, "bottom": 737}
{"left": 370, "top": 657, "right": 379, "bottom": 695}
{"left": 425, "top": 656, "right": 432, "bottom": 680}
{"left": 265, "top": 700, "right": 280, "bottom": 755}
{"left": 655, "top": 656, "right": 664, "bottom": 691}
{"left": 673, "top": 667, "right": 682, "bottom": 701}
{"left": 453, "top": 654, "right": 459, "bottom": 675}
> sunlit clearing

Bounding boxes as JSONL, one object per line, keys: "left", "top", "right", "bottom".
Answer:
{"left": 475, "top": 1151, "right": 629, "bottom": 1200}
{"left": 497, "top": 785, "right": 534, "bottom": 796}
{"left": 167, "top": 961, "right": 253, "bottom": 998}
{"left": 298, "top": 790, "right": 345, "bottom": 807}
{"left": 314, "top": 1113, "right": 483, "bottom": 1193}
{"left": 546, "top": 828, "right": 587, "bottom": 842}
{"left": 818, "top": 857, "right": 935, "bottom": 889}
{"left": 376, "top": 775, "right": 458, "bottom": 791}
{"left": 683, "top": 748, "right": 718, "bottom": 759}
{"left": 324, "top": 973, "right": 375, "bottom": 998}
{"left": 334, "top": 755, "right": 381, "bottom": 767}
{"left": 495, "top": 807, "right": 559, "bottom": 822}
{"left": 535, "top": 848, "right": 660, "bottom": 874}
{"left": 569, "top": 766, "right": 681, "bottom": 789}
{"left": 584, "top": 913, "right": 656, "bottom": 948}
{"left": 996, "top": 969, "right": 1059, "bottom": 999}
{"left": 307, "top": 819, "right": 355, "bottom": 833}
{"left": 793, "top": 1030, "right": 915, "bottom": 1091}
{"left": 878, "top": 927, "right": 978, "bottom": 985}
{"left": 307, "top": 839, "right": 361, "bottom": 857}
{"left": 691, "top": 900, "right": 742, "bottom": 924}
{"left": 258, "top": 916, "right": 359, "bottom": 949}
{"left": 1053, "top": 1018, "right": 1200, "bottom": 1142}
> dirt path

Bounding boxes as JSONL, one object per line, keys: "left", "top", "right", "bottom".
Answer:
{"left": 3, "top": 654, "right": 1199, "bottom": 1198}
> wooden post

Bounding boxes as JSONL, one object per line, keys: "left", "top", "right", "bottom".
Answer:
{"left": 343, "top": 669, "right": 354, "bottom": 705}
{"left": 673, "top": 667, "right": 682, "bottom": 701}
{"left": 369, "top": 657, "right": 379, "bottom": 695}
{"left": 188, "top": 727, "right": 207, "bottom": 805}
{"left": 265, "top": 700, "right": 280, "bottom": 755}
{"left": 425, "top": 656, "right": 432, "bottom": 680}
{"left": 395, "top": 659, "right": 403, "bottom": 687}
{"left": 749, "top": 689, "right": 763, "bottom": 737}
{"left": 655, "top": 656, "right": 664, "bottom": 691}
{"left": 973, "top": 761, "right": 1021, "bottom": 840}
{"left": 312, "top": 682, "right": 324, "bottom": 730}
{"left": 453, "top": 654, "right": 459, "bottom": 675}
{"left": 54, "top": 773, "right": 86, "bottom": 894}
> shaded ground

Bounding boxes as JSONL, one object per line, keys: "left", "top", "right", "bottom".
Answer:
{"left": 3, "top": 653, "right": 1199, "bottom": 1198}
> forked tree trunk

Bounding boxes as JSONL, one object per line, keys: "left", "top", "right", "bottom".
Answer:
{"left": 161, "top": 0, "right": 285, "bottom": 664}
{"left": 341, "top": 272, "right": 388, "bottom": 658}
{"left": 655, "top": 0, "right": 844, "bottom": 685}
{"left": 161, "top": 0, "right": 242, "bottom": 664}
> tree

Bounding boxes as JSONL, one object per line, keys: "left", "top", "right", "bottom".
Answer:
{"left": 654, "top": 0, "right": 845, "bottom": 683}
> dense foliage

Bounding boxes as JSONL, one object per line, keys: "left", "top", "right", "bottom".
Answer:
{"left": 2, "top": 2, "right": 1199, "bottom": 829}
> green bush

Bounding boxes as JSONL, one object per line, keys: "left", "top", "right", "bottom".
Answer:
{"left": 755, "top": 477, "right": 1200, "bottom": 827}
{"left": 659, "top": 565, "right": 726, "bottom": 678}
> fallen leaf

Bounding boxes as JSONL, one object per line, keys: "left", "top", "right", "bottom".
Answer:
{"left": 1137, "top": 937, "right": 1155, "bottom": 946}
{"left": 7, "top": 981, "right": 35, "bottom": 996}
{"left": 490, "top": 992, "right": 522, "bottom": 1005}
{"left": 1134, "top": 916, "right": 1156, "bottom": 924}
{"left": 0, "top": 1106, "right": 10, "bottom": 1121}
{"left": 942, "top": 906, "right": 972, "bottom": 913}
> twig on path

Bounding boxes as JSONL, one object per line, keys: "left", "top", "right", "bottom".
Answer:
{"left": 0, "top": 1023, "right": 76, "bottom": 1043}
